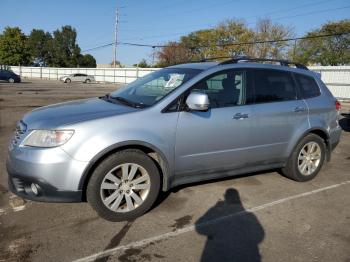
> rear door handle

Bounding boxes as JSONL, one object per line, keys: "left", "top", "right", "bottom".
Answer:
{"left": 294, "top": 106, "right": 306, "bottom": 113}
{"left": 233, "top": 113, "right": 249, "bottom": 120}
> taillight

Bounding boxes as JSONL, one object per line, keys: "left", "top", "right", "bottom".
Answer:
{"left": 335, "top": 100, "right": 341, "bottom": 111}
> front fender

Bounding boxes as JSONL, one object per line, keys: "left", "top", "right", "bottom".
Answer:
{"left": 77, "top": 140, "right": 172, "bottom": 192}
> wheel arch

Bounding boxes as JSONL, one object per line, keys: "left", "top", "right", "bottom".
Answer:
{"left": 290, "top": 127, "right": 330, "bottom": 162}
{"left": 79, "top": 141, "right": 171, "bottom": 200}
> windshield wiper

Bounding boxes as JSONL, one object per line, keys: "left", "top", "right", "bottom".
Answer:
{"left": 100, "top": 94, "right": 148, "bottom": 108}
{"left": 109, "top": 95, "right": 148, "bottom": 108}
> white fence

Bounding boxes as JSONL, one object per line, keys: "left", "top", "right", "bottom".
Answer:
{"left": 309, "top": 66, "right": 350, "bottom": 99}
{"left": 9, "top": 66, "right": 160, "bottom": 84}
{"left": 9, "top": 65, "right": 350, "bottom": 99}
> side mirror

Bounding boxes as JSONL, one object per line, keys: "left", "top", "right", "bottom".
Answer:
{"left": 186, "top": 92, "right": 210, "bottom": 111}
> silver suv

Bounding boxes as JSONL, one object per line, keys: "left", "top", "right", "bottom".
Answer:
{"left": 7, "top": 57, "right": 342, "bottom": 221}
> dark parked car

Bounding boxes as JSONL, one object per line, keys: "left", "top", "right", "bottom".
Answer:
{"left": 0, "top": 70, "right": 21, "bottom": 83}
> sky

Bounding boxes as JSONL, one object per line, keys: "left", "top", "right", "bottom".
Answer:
{"left": 0, "top": 0, "right": 349, "bottom": 66}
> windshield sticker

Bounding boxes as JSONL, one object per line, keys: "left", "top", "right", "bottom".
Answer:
{"left": 164, "top": 74, "right": 184, "bottom": 88}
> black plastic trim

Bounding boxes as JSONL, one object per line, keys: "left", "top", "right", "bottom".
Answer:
{"left": 7, "top": 174, "right": 82, "bottom": 203}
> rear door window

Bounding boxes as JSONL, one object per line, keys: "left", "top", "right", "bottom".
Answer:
{"left": 294, "top": 74, "right": 321, "bottom": 99}
{"left": 253, "top": 69, "right": 297, "bottom": 103}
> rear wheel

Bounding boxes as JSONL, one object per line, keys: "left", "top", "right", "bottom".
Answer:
{"left": 281, "top": 134, "right": 326, "bottom": 182}
{"left": 87, "top": 150, "right": 160, "bottom": 221}
{"left": 8, "top": 77, "right": 15, "bottom": 83}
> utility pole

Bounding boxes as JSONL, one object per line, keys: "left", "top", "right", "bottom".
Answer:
{"left": 113, "top": 7, "right": 119, "bottom": 67}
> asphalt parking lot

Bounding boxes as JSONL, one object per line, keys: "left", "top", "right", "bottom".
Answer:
{"left": 0, "top": 79, "right": 350, "bottom": 262}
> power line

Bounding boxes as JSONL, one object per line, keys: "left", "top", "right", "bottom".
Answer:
{"left": 253, "top": 5, "right": 350, "bottom": 24}
{"left": 245, "top": 0, "right": 337, "bottom": 21}
{"left": 81, "top": 31, "right": 350, "bottom": 53}
{"left": 123, "top": 32, "right": 350, "bottom": 48}
{"left": 97, "top": 3, "right": 350, "bottom": 49}
{"left": 81, "top": 1, "right": 347, "bottom": 51}
{"left": 117, "top": 0, "right": 343, "bottom": 35}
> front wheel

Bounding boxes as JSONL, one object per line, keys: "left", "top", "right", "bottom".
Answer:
{"left": 87, "top": 150, "right": 160, "bottom": 221}
{"left": 281, "top": 134, "right": 326, "bottom": 182}
{"left": 85, "top": 79, "right": 91, "bottom": 83}
{"left": 8, "top": 77, "right": 15, "bottom": 83}
{"left": 65, "top": 78, "right": 71, "bottom": 83}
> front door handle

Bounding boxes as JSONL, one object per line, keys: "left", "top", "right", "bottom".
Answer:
{"left": 233, "top": 113, "right": 249, "bottom": 120}
{"left": 294, "top": 106, "right": 306, "bottom": 113}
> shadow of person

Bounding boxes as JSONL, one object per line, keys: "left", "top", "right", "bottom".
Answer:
{"left": 195, "top": 188, "right": 264, "bottom": 262}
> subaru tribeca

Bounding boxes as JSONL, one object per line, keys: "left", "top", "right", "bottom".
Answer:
{"left": 6, "top": 57, "right": 342, "bottom": 221}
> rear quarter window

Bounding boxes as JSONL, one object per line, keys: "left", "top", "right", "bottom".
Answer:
{"left": 253, "top": 69, "right": 297, "bottom": 103}
{"left": 294, "top": 74, "right": 321, "bottom": 99}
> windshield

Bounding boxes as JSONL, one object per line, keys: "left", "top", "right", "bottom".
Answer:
{"left": 109, "top": 68, "right": 202, "bottom": 107}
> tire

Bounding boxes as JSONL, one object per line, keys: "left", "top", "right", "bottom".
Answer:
{"left": 87, "top": 150, "right": 160, "bottom": 221}
{"left": 85, "top": 79, "right": 91, "bottom": 84}
{"left": 281, "top": 134, "right": 326, "bottom": 182}
{"left": 8, "top": 77, "right": 15, "bottom": 83}
{"left": 65, "top": 78, "right": 71, "bottom": 83}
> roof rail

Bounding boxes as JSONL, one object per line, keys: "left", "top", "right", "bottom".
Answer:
{"left": 185, "top": 56, "right": 233, "bottom": 63}
{"left": 219, "top": 56, "right": 309, "bottom": 70}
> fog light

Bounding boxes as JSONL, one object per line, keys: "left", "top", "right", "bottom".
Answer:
{"left": 31, "top": 183, "right": 39, "bottom": 195}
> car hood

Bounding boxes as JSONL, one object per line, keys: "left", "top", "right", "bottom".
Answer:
{"left": 22, "top": 98, "right": 138, "bottom": 129}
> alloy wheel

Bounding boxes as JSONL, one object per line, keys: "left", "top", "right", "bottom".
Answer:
{"left": 100, "top": 163, "right": 151, "bottom": 213}
{"left": 297, "top": 142, "right": 322, "bottom": 176}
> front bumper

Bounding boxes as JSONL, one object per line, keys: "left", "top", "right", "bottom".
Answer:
{"left": 6, "top": 144, "right": 89, "bottom": 203}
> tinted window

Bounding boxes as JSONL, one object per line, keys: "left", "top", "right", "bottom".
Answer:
{"left": 253, "top": 69, "right": 297, "bottom": 103}
{"left": 191, "top": 70, "right": 247, "bottom": 108}
{"left": 295, "top": 74, "right": 320, "bottom": 99}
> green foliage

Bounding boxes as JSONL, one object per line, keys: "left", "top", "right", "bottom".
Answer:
{"left": 78, "top": 54, "right": 96, "bottom": 68}
{"left": 27, "top": 29, "right": 53, "bottom": 66}
{"left": 180, "top": 20, "right": 256, "bottom": 60}
{"left": 0, "top": 25, "right": 97, "bottom": 67}
{"left": 0, "top": 27, "right": 30, "bottom": 65}
{"left": 135, "top": 59, "right": 150, "bottom": 68}
{"left": 50, "top": 26, "right": 81, "bottom": 67}
{"left": 110, "top": 60, "right": 122, "bottom": 67}
{"left": 156, "top": 19, "right": 294, "bottom": 67}
{"left": 292, "top": 20, "right": 350, "bottom": 65}
{"left": 155, "top": 19, "right": 349, "bottom": 67}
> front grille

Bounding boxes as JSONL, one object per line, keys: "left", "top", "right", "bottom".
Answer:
{"left": 12, "top": 120, "right": 27, "bottom": 145}
{"left": 12, "top": 178, "right": 25, "bottom": 192}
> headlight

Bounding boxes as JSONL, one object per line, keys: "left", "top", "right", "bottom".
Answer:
{"left": 22, "top": 130, "right": 74, "bottom": 148}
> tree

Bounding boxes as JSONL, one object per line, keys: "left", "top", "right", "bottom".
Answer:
{"left": 253, "top": 19, "right": 294, "bottom": 59}
{"left": 291, "top": 20, "right": 350, "bottom": 65}
{"left": 135, "top": 59, "right": 150, "bottom": 68}
{"left": 155, "top": 41, "right": 190, "bottom": 67}
{"left": 27, "top": 29, "right": 53, "bottom": 66}
{"left": 51, "top": 25, "right": 81, "bottom": 67}
{"left": 110, "top": 60, "right": 122, "bottom": 67}
{"left": 0, "top": 27, "right": 30, "bottom": 65}
{"left": 180, "top": 20, "right": 255, "bottom": 61}
{"left": 78, "top": 54, "right": 96, "bottom": 68}
{"left": 154, "top": 19, "right": 293, "bottom": 67}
